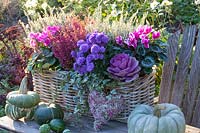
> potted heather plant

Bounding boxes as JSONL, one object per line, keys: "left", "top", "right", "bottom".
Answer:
{"left": 27, "top": 16, "right": 88, "bottom": 115}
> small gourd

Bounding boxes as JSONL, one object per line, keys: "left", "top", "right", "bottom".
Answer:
{"left": 34, "top": 102, "right": 64, "bottom": 125}
{"left": 128, "top": 103, "right": 186, "bottom": 133}
{"left": 49, "top": 119, "right": 65, "bottom": 133}
{"left": 39, "top": 124, "right": 51, "bottom": 133}
{"left": 5, "top": 75, "right": 40, "bottom": 120}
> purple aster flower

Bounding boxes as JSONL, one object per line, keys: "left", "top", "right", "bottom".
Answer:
{"left": 77, "top": 51, "right": 84, "bottom": 57}
{"left": 71, "top": 51, "right": 77, "bottom": 58}
{"left": 86, "top": 54, "right": 95, "bottom": 63}
{"left": 99, "top": 54, "right": 104, "bottom": 59}
{"left": 77, "top": 40, "right": 86, "bottom": 47}
{"left": 87, "top": 62, "right": 94, "bottom": 72}
{"left": 100, "top": 46, "right": 106, "bottom": 53}
{"left": 88, "top": 32, "right": 98, "bottom": 44}
{"left": 76, "top": 57, "right": 86, "bottom": 65}
{"left": 91, "top": 44, "right": 100, "bottom": 54}
{"left": 115, "top": 36, "right": 123, "bottom": 45}
{"left": 79, "top": 43, "right": 89, "bottom": 53}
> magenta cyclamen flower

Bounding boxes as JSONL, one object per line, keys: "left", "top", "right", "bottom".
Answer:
{"left": 107, "top": 53, "right": 141, "bottom": 82}
{"left": 115, "top": 36, "right": 123, "bottom": 45}
{"left": 152, "top": 31, "right": 161, "bottom": 39}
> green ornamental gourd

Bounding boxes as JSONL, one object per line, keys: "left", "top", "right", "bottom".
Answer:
{"left": 49, "top": 119, "right": 65, "bottom": 133}
{"left": 5, "top": 76, "right": 40, "bottom": 120}
{"left": 128, "top": 103, "right": 186, "bottom": 133}
{"left": 34, "top": 102, "right": 64, "bottom": 125}
{"left": 39, "top": 124, "right": 51, "bottom": 133}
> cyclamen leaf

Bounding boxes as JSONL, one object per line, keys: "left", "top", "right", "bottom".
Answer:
{"left": 158, "top": 53, "right": 168, "bottom": 62}
{"left": 136, "top": 45, "right": 146, "bottom": 56}
{"left": 141, "top": 56, "right": 155, "bottom": 68}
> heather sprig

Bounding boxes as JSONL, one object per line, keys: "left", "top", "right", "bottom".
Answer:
{"left": 88, "top": 90, "right": 124, "bottom": 131}
{"left": 71, "top": 31, "right": 109, "bottom": 74}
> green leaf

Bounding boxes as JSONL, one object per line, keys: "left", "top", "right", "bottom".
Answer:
{"left": 136, "top": 45, "right": 146, "bottom": 56}
{"left": 141, "top": 56, "right": 155, "bottom": 68}
{"left": 150, "top": 45, "right": 162, "bottom": 53}
{"left": 42, "top": 63, "right": 51, "bottom": 69}
{"left": 158, "top": 53, "right": 168, "bottom": 62}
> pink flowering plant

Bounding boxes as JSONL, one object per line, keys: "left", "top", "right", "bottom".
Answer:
{"left": 107, "top": 25, "right": 168, "bottom": 80}
{"left": 28, "top": 18, "right": 86, "bottom": 71}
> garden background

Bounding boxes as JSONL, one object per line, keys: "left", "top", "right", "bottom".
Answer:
{"left": 0, "top": 0, "right": 199, "bottom": 131}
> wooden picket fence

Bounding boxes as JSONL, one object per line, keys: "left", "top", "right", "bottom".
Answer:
{"left": 159, "top": 25, "right": 200, "bottom": 128}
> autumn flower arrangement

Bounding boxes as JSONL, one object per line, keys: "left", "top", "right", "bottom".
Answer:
{"left": 27, "top": 17, "right": 167, "bottom": 130}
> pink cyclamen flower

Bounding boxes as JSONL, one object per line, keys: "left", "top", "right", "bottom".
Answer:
{"left": 142, "top": 38, "right": 150, "bottom": 48}
{"left": 152, "top": 31, "right": 161, "bottom": 39}
{"left": 127, "top": 33, "right": 138, "bottom": 48}
{"left": 143, "top": 25, "right": 152, "bottom": 34}
{"left": 135, "top": 25, "right": 145, "bottom": 35}
{"left": 115, "top": 36, "right": 123, "bottom": 45}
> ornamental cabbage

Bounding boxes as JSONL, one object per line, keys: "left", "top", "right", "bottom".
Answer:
{"left": 107, "top": 53, "right": 141, "bottom": 82}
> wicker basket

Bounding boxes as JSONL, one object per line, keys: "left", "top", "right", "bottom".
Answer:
{"left": 114, "top": 70, "right": 156, "bottom": 123}
{"left": 32, "top": 71, "right": 87, "bottom": 113}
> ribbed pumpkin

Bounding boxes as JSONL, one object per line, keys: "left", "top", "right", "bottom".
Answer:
{"left": 128, "top": 103, "right": 186, "bottom": 133}
{"left": 34, "top": 102, "right": 64, "bottom": 125}
{"left": 5, "top": 75, "right": 40, "bottom": 120}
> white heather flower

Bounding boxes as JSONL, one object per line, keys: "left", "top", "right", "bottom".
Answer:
{"left": 195, "top": 0, "right": 200, "bottom": 5}
{"left": 161, "top": 0, "right": 173, "bottom": 6}
{"left": 25, "top": 0, "right": 38, "bottom": 8}
{"left": 41, "top": 2, "right": 48, "bottom": 10}
{"left": 150, "top": 0, "right": 160, "bottom": 9}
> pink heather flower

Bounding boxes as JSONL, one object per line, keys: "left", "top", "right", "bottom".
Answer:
{"left": 143, "top": 25, "right": 152, "bottom": 34}
{"left": 152, "top": 31, "right": 161, "bottom": 39}
{"left": 115, "top": 36, "right": 123, "bottom": 45}
{"left": 142, "top": 38, "right": 150, "bottom": 48}
{"left": 139, "top": 34, "right": 148, "bottom": 40}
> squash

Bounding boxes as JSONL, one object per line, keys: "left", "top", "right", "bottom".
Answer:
{"left": 6, "top": 76, "right": 40, "bottom": 108}
{"left": 128, "top": 103, "right": 186, "bottom": 133}
{"left": 62, "top": 129, "right": 71, "bottom": 133}
{"left": 39, "top": 124, "right": 51, "bottom": 133}
{"left": 5, "top": 76, "right": 40, "bottom": 120}
{"left": 5, "top": 103, "right": 34, "bottom": 120}
{"left": 34, "top": 102, "right": 64, "bottom": 125}
{"left": 49, "top": 119, "right": 65, "bottom": 133}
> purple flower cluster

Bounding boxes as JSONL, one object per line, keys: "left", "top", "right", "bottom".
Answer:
{"left": 116, "top": 25, "right": 161, "bottom": 48}
{"left": 71, "top": 31, "right": 109, "bottom": 74}
{"left": 29, "top": 26, "right": 60, "bottom": 47}
{"left": 88, "top": 90, "right": 124, "bottom": 131}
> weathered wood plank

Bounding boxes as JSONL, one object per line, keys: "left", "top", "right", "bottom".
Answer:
{"left": 171, "top": 25, "right": 197, "bottom": 106}
{"left": 0, "top": 116, "right": 200, "bottom": 133}
{"left": 183, "top": 28, "right": 200, "bottom": 124}
{"left": 159, "top": 30, "right": 180, "bottom": 103}
{"left": 191, "top": 89, "right": 200, "bottom": 127}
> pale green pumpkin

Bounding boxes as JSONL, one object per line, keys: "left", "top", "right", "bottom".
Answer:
{"left": 128, "top": 103, "right": 186, "bottom": 133}
{"left": 5, "top": 76, "right": 40, "bottom": 120}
